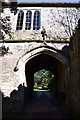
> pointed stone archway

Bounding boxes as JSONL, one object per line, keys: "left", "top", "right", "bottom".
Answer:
{"left": 14, "top": 44, "right": 70, "bottom": 113}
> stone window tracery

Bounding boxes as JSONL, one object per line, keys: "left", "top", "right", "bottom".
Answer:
{"left": 16, "top": 10, "right": 40, "bottom": 30}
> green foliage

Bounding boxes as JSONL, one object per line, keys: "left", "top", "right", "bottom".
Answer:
{"left": 34, "top": 69, "right": 55, "bottom": 91}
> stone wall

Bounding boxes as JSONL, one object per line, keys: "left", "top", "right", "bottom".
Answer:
{"left": 0, "top": 42, "right": 67, "bottom": 113}
{"left": 0, "top": 42, "right": 40, "bottom": 97}
{"left": 0, "top": 42, "right": 66, "bottom": 97}
{"left": 69, "top": 19, "right": 80, "bottom": 118}
{"left": 1, "top": 7, "right": 78, "bottom": 40}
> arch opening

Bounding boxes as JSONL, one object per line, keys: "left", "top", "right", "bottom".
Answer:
{"left": 34, "top": 69, "right": 55, "bottom": 93}
{"left": 25, "top": 53, "right": 67, "bottom": 103}
{"left": 24, "top": 52, "right": 68, "bottom": 117}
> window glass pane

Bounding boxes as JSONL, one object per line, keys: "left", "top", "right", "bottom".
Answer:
{"left": 25, "top": 11, "right": 32, "bottom": 30}
{"left": 16, "top": 11, "right": 24, "bottom": 30}
{"left": 33, "top": 11, "right": 40, "bottom": 30}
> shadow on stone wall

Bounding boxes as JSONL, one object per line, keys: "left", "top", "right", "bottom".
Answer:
{"left": 2, "top": 84, "right": 26, "bottom": 113}
{"left": 2, "top": 84, "right": 35, "bottom": 119}
{"left": 0, "top": 91, "right": 2, "bottom": 120}
{"left": 0, "top": 44, "right": 13, "bottom": 56}
{"left": 62, "top": 45, "right": 69, "bottom": 58}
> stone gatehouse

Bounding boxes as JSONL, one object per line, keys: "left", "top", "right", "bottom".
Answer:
{"left": 0, "top": 2, "right": 80, "bottom": 119}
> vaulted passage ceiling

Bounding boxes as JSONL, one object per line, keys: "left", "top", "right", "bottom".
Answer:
{"left": 26, "top": 53, "right": 57, "bottom": 74}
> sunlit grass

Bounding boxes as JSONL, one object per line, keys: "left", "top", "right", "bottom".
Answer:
{"left": 34, "top": 88, "right": 39, "bottom": 91}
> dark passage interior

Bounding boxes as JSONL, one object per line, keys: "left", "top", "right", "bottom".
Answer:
{"left": 25, "top": 53, "right": 66, "bottom": 99}
{"left": 24, "top": 53, "right": 67, "bottom": 118}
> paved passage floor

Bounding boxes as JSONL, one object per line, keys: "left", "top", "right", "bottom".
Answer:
{"left": 2, "top": 90, "right": 68, "bottom": 119}
{"left": 22, "top": 90, "right": 67, "bottom": 119}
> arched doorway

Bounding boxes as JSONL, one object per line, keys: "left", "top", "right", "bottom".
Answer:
{"left": 24, "top": 51, "right": 69, "bottom": 118}
{"left": 14, "top": 45, "right": 70, "bottom": 117}
{"left": 25, "top": 51, "right": 67, "bottom": 99}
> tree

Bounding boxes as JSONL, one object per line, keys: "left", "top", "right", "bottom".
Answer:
{"left": 34, "top": 70, "right": 45, "bottom": 88}
{"left": 34, "top": 69, "right": 55, "bottom": 90}
{"left": 0, "top": 1, "right": 17, "bottom": 56}
{"left": 0, "top": 1, "right": 17, "bottom": 40}
{"left": 47, "top": 8, "right": 78, "bottom": 40}
{"left": 0, "top": 15, "right": 12, "bottom": 40}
